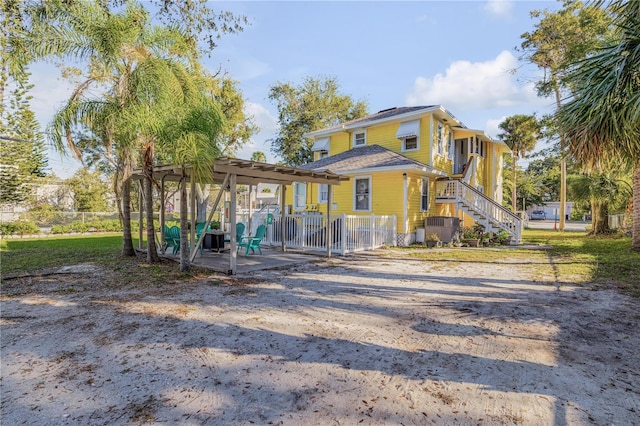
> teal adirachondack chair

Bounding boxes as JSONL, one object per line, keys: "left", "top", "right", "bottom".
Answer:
{"left": 164, "top": 225, "right": 181, "bottom": 254}
{"left": 237, "top": 224, "right": 266, "bottom": 255}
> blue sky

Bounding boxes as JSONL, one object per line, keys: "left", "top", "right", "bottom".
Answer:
{"left": 31, "top": 0, "right": 561, "bottom": 178}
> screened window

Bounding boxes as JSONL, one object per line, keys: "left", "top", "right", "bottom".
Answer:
{"left": 354, "top": 131, "right": 366, "bottom": 147}
{"left": 421, "top": 178, "right": 429, "bottom": 212}
{"left": 294, "top": 182, "right": 307, "bottom": 210}
{"left": 354, "top": 177, "right": 371, "bottom": 211}
{"left": 319, "top": 184, "right": 328, "bottom": 203}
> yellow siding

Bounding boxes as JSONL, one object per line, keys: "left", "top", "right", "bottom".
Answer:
{"left": 331, "top": 132, "right": 351, "bottom": 155}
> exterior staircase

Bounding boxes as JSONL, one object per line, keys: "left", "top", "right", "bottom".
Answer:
{"left": 435, "top": 179, "right": 523, "bottom": 244}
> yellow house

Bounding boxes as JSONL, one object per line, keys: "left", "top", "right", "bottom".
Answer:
{"left": 286, "top": 105, "right": 521, "bottom": 245}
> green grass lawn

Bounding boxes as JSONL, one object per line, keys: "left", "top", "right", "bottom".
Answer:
{"left": 392, "top": 229, "right": 640, "bottom": 298}
{"left": 0, "top": 233, "right": 212, "bottom": 288}
{"left": 2, "top": 230, "right": 639, "bottom": 298}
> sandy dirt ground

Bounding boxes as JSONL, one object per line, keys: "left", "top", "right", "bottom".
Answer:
{"left": 2, "top": 254, "right": 639, "bottom": 425}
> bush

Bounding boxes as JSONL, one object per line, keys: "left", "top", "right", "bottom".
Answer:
{"left": 0, "top": 221, "right": 41, "bottom": 236}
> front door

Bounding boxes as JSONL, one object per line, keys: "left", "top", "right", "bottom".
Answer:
{"left": 454, "top": 139, "right": 467, "bottom": 174}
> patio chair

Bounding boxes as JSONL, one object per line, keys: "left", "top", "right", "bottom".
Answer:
{"left": 224, "top": 222, "right": 245, "bottom": 246}
{"left": 195, "top": 222, "right": 209, "bottom": 255}
{"left": 237, "top": 224, "right": 266, "bottom": 255}
{"left": 165, "top": 226, "right": 181, "bottom": 255}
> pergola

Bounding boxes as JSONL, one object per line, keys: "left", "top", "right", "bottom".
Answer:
{"left": 132, "top": 157, "right": 349, "bottom": 274}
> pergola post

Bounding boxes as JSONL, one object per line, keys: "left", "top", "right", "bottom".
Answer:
{"left": 327, "top": 184, "right": 332, "bottom": 258}
{"left": 160, "top": 175, "right": 166, "bottom": 253}
{"left": 280, "top": 184, "right": 286, "bottom": 253}
{"left": 190, "top": 174, "right": 196, "bottom": 254}
{"left": 229, "top": 173, "right": 237, "bottom": 275}
{"left": 248, "top": 184, "right": 253, "bottom": 235}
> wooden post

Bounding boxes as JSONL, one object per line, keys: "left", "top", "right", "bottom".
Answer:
{"left": 160, "top": 176, "right": 166, "bottom": 254}
{"left": 229, "top": 174, "right": 237, "bottom": 275}
{"left": 326, "top": 184, "right": 332, "bottom": 258}
{"left": 190, "top": 174, "right": 196, "bottom": 255}
{"left": 138, "top": 180, "right": 143, "bottom": 250}
{"left": 280, "top": 184, "right": 286, "bottom": 253}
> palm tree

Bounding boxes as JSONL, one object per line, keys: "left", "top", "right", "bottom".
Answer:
{"left": 35, "top": 2, "right": 197, "bottom": 258}
{"left": 158, "top": 86, "right": 225, "bottom": 271}
{"left": 569, "top": 171, "right": 632, "bottom": 234}
{"left": 497, "top": 114, "right": 541, "bottom": 212}
{"left": 557, "top": 1, "right": 640, "bottom": 250}
{"left": 251, "top": 151, "right": 267, "bottom": 163}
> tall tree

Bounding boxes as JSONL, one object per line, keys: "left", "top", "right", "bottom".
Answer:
{"left": 497, "top": 114, "right": 541, "bottom": 212}
{"left": 66, "top": 168, "right": 110, "bottom": 212}
{"left": 1, "top": 1, "right": 47, "bottom": 204}
{"left": 268, "top": 76, "right": 368, "bottom": 166}
{"left": 557, "top": 0, "right": 640, "bottom": 250}
{"left": 519, "top": 0, "right": 611, "bottom": 230}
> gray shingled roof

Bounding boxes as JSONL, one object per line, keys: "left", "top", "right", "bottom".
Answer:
{"left": 318, "top": 106, "right": 436, "bottom": 133}
{"left": 299, "top": 145, "right": 429, "bottom": 173}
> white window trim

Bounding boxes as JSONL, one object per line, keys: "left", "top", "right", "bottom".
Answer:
{"left": 353, "top": 129, "right": 367, "bottom": 148}
{"left": 317, "top": 149, "right": 329, "bottom": 160}
{"left": 401, "top": 135, "right": 420, "bottom": 152}
{"left": 294, "top": 182, "right": 307, "bottom": 211}
{"left": 318, "top": 184, "right": 328, "bottom": 204}
{"left": 353, "top": 176, "right": 372, "bottom": 212}
{"left": 420, "top": 178, "right": 429, "bottom": 212}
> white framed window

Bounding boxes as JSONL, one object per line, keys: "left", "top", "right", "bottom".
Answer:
{"left": 294, "top": 182, "right": 306, "bottom": 210}
{"left": 354, "top": 177, "right": 371, "bottom": 211}
{"left": 402, "top": 136, "right": 419, "bottom": 152}
{"left": 437, "top": 123, "right": 445, "bottom": 155}
{"left": 448, "top": 132, "right": 454, "bottom": 159}
{"left": 319, "top": 184, "right": 328, "bottom": 203}
{"left": 421, "top": 178, "right": 429, "bottom": 212}
{"left": 319, "top": 150, "right": 329, "bottom": 159}
{"left": 353, "top": 130, "right": 366, "bottom": 147}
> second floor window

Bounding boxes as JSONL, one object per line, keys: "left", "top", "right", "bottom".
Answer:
{"left": 319, "top": 150, "right": 329, "bottom": 159}
{"left": 437, "top": 123, "right": 445, "bottom": 155}
{"left": 403, "top": 136, "right": 418, "bottom": 151}
{"left": 354, "top": 131, "right": 366, "bottom": 147}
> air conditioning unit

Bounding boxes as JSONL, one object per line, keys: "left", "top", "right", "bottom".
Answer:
{"left": 424, "top": 216, "right": 460, "bottom": 243}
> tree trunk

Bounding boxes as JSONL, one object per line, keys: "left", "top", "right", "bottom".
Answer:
{"left": 195, "top": 183, "right": 210, "bottom": 222}
{"left": 554, "top": 82, "right": 566, "bottom": 232}
{"left": 179, "top": 177, "right": 190, "bottom": 271}
{"left": 121, "top": 177, "right": 135, "bottom": 256}
{"left": 591, "top": 200, "right": 610, "bottom": 235}
{"left": 144, "top": 175, "right": 159, "bottom": 262}
{"left": 632, "top": 162, "right": 640, "bottom": 251}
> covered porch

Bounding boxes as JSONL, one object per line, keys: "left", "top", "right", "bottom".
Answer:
{"left": 132, "top": 157, "right": 349, "bottom": 274}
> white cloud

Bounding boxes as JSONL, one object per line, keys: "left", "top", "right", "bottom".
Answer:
{"left": 406, "top": 50, "right": 542, "bottom": 112}
{"left": 236, "top": 102, "right": 279, "bottom": 162}
{"left": 485, "top": 116, "right": 507, "bottom": 139}
{"left": 483, "top": 1, "right": 514, "bottom": 18}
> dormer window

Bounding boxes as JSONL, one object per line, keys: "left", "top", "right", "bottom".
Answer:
{"left": 353, "top": 131, "right": 366, "bottom": 147}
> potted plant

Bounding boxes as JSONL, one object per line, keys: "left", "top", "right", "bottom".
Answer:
{"left": 461, "top": 224, "right": 484, "bottom": 247}
{"left": 425, "top": 233, "right": 440, "bottom": 248}
{"left": 496, "top": 229, "right": 512, "bottom": 245}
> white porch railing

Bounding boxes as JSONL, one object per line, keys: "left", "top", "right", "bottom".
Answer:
{"left": 241, "top": 213, "right": 397, "bottom": 255}
{"left": 436, "top": 179, "right": 522, "bottom": 243}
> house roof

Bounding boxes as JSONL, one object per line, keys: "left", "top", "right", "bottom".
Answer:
{"left": 304, "top": 105, "right": 465, "bottom": 138}
{"left": 298, "top": 144, "right": 446, "bottom": 176}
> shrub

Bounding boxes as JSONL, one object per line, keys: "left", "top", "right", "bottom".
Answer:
{"left": 0, "top": 221, "right": 41, "bottom": 235}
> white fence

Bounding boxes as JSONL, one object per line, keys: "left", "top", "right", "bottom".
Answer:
{"left": 231, "top": 213, "right": 397, "bottom": 255}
